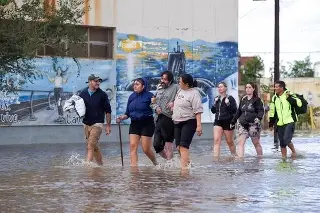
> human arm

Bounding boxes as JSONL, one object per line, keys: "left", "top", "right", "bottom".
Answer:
{"left": 287, "top": 92, "right": 302, "bottom": 107}
{"left": 104, "top": 94, "right": 112, "bottom": 135}
{"left": 116, "top": 95, "right": 131, "bottom": 123}
{"left": 195, "top": 113, "right": 202, "bottom": 136}
{"left": 46, "top": 73, "right": 54, "bottom": 83}
{"left": 268, "top": 96, "right": 278, "bottom": 129}
{"left": 227, "top": 96, "right": 238, "bottom": 115}
{"left": 211, "top": 97, "right": 218, "bottom": 114}
{"left": 254, "top": 98, "right": 265, "bottom": 122}
{"left": 231, "top": 99, "right": 242, "bottom": 126}
{"left": 150, "top": 93, "right": 162, "bottom": 114}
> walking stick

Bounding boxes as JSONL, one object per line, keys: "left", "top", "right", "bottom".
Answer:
{"left": 118, "top": 122, "right": 124, "bottom": 166}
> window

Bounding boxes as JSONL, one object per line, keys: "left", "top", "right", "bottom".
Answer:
{"left": 37, "top": 26, "right": 114, "bottom": 59}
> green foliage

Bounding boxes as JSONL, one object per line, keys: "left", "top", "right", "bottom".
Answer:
{"left": 0, "top": 0, "right": 88, "bottom": 92}
{"left": 296, "top": 106, "right": 320, "bottom": 130}
{"left": 281, "top": 56, "right": 314, "bottom": 78}
{"left": 240, "top": 56, "right": 264, "bottom": 85}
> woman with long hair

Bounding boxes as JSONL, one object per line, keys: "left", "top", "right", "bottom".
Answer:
{"left": 231, "top": 82, "right": 264, "bottom": 158}
{"left": 117, "top": 78, "right": 157, "bottom": 166}
{"left": 172, "top": 74, "right": 203, "bottom": 169}
{"left": 211, "top": 82, "right": 237, "bottom": 159}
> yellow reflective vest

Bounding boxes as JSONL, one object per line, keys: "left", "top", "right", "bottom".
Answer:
{"left": 269, "top": 90, "right": 302, "bottom": 126}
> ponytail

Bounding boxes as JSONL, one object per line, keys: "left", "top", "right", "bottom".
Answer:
{"left": 192, "top": 79, "right": 198, "bottom": 88}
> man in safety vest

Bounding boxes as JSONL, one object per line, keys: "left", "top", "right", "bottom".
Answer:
{"left": 269, "top": 81, "right": 301, "bottom": 159}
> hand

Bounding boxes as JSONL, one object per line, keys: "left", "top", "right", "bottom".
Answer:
{"left": 254, "top": 118, "right": 260, "bottom": 124}
{"left": 286, "top": 91, "right": 291, "bottom": 98}
{"left": 196, "top": 125, "right": 202, "bottom": 136}
{"left": 156, "top": 107, "right": 162, "bottom": 114}
{"left": 269, "top": 126, "right": 274, "bottom": 132}
{"left": 230, "top": 123, "right": 235, "bottom": 129}
{"left": 167, "top": 102, "right": 174, "bottom": 109}
{"left": 116, "top": 115, "right": 127, "bottom": 123}
{"left": 225, "top": 97, "right": 230, "bottom": 106}
{"left": 105, "top": 125, "right": 111, "bottom": 135}
{"left": 151, "top": 96, "right": 157, "bottom": 104}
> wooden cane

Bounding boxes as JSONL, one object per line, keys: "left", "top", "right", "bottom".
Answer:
{"left": 118, "top": 122, "right": 124, "bottom": 166}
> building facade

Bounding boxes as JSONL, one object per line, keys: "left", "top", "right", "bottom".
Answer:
{"left": 1, "top": 0, "right": 239, "bottom": 127}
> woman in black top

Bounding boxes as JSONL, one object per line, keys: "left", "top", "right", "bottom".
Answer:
{"left": 211, "top": 82, "right": 237, "bottom": 159}
{"left": 231, "top": 82, "right": 264, "bottom": 158}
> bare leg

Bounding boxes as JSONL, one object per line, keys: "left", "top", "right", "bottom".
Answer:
{"left": 159, "top": 150, "right": 167, "bottom": 160}
{"left": 165, "top": 142, "right": 173, "bottom": 160}
{"left": 224, "top": 130, "right": 236, "bottom": 156}
{"left": 141, "top": 136, "right": 157, "bottom": 165}
{"left": 237, "top": 135, "right": 247, "bottom": 158}
{"left": 179, "top": 146, "right": 190, "bottom": 169}
{"left": 213, "top": 126, "right": 224, "bottom": 160}
{"left": 251, "top": 138, "right": 263, "bottom": 157}
{"left": 129, "top": 134, "right": 140, "bottom": 167}
{"left": 288, "top": 142, "right": 296, "bottom": 159}
{"left": 281, "top": 147, "right": 287, "bottom": 159}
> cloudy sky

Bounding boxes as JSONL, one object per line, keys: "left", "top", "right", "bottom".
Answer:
{"left": 239, "top": 0, "right": 320, "bottom": 77}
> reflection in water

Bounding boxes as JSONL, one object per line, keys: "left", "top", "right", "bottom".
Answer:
{"left": 0, "top": 135, "right": 320, "bottom": 212}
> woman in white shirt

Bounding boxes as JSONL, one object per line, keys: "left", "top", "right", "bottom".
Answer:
{"left": 172, "top": 74, "right": 203, "bottom": 169}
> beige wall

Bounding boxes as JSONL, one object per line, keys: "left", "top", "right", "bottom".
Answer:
{"left": 260, "top": 78, "right": 320, "bottom": 107}
{"left": 259, "top": 77, "right": 320, "bottom": 129}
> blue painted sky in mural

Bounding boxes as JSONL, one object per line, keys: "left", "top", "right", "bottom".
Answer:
{"left": 19, "top": 57, "right": 113, "bottom": 92}
{"left": 116, "top": 33, "right": 238, "bottom": 86}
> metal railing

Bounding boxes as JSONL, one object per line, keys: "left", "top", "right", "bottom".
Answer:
{"left": 13, "top": 89, "right": 73, "bottom": 121}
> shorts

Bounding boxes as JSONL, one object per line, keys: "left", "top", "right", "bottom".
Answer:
{"left": 84, "top": 123, "right": 103, "bottom": 149}
{"left": 238, "top": 122, "right": 261, "bottom": 140}
{"left": 214, "top": 119, "right": 234, "bottom": 131}
{"left": 153, "top": 114, "right": 175, "bottom": 153}
{"left": 174, "top": 119, "right": 197, "bottom": 149}
{"left": 277, "top": 123, "right": 295, "bottom": 148}
{"left": 129, "top": 117, "right": 155, "bottom": 137}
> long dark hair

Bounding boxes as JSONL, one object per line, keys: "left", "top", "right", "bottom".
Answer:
{"left": 180, "top": 74, "right": 197, "bottom": 88}
{"left": 246, "top": 82, "right": 258, "bottom": 98}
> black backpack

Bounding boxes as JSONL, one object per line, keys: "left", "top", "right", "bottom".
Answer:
{"left": 293, "top": 94, "right": 308, "bottom": 115}
{"left": 272, "top": 93, "right": 308, "bottom": 115}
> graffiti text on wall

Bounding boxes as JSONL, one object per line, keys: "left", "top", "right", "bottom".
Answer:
{"left": 0, "top": 92, "right": 20, "bottom": 124}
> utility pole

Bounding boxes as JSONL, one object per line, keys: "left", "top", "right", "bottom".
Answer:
{"left": 274, "top": 0, "right": 280, "bottom": 148}
{"left": 252, "top": 0, "right": 280, "bottom": 148}
{"left": 274, "top": 0, "right": 280, "bottom": 82}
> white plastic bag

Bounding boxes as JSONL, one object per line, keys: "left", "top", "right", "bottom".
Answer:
{"left": 63, "top": 95, "right": 86, "bottom": 117}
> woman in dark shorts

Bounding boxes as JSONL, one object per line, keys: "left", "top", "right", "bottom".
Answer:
{"left": 172, "top": 74, "right": 203, "bottom": 169}
{"left": 211, "top": 82, "right": 237, "bottom": 159}
{"left": 117, "top": 78, "right": 157, "bottom": 166}
{"left": 231, "top": 82, "right": 264, "bottom": 158}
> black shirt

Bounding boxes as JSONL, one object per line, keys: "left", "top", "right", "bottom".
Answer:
{"left": 232, "top": 96, "right": 264, "bottom": 126}
{"left": 79, "top": 88, "right": 111, "bottom": 126}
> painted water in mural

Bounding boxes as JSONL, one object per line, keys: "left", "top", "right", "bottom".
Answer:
{"left": 0, "top": 57, "right": 116, "bottom": 126}
{"left": 0, "top": 33, "right": 238, "bottom": 126}
{"left": 116, "top": 33, "right": 239, "bottom": 123}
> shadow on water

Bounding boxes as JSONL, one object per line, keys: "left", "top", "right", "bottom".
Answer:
{"left": 0, "top": 134, "right": 320, "bottom": 212}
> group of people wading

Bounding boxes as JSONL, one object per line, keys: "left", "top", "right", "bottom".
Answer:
{"left": 80, "top": 72, "right": 302, "bottom": 169}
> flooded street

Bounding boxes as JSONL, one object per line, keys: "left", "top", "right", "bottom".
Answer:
{"left": 1, "top": 132, "right": 320, "bottom": 212}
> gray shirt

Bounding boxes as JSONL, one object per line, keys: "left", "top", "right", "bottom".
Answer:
{"left": 151, "top": 83, "right": 179, "bottom": 119}
{"left": 172, "top": 88, "right": 203, "bottom": 122}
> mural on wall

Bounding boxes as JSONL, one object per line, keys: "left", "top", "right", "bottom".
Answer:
{"left": 116, "top": 33, "right": 238, "bottom": 123}
{"left": 0, "top": 57, "right": 116, "bottom": 126}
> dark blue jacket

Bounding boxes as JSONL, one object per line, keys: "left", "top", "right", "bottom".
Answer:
{"left": 125, "top": 78, "right": 154, "bottom": 121}
{"left": 80, "top": 88, "right": 111, "bottom": 126}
